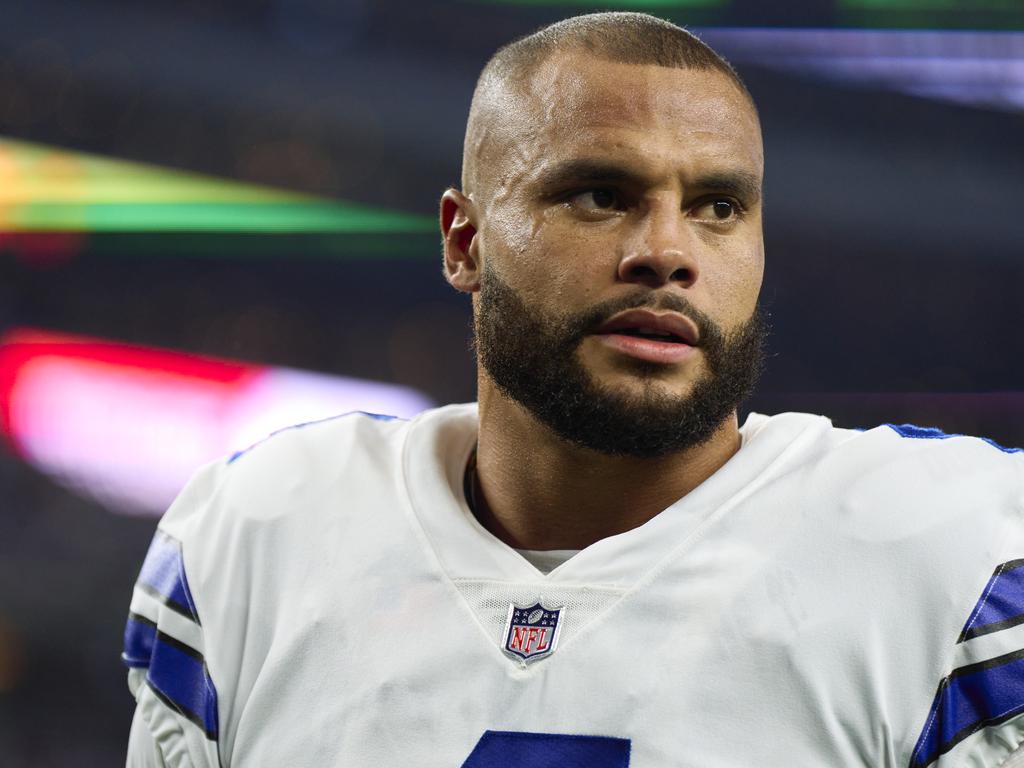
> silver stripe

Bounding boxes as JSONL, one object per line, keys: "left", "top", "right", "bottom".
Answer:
{"left": 130, "top": 586, "right": 206, "bottom": 657}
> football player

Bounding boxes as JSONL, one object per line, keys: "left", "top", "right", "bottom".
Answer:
{"left": 124, "top": 12, "right": 1024, "bottom": 767}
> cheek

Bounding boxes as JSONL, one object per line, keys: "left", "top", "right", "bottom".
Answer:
{"left": 485, "top": 212, "right": 610, "bottom": 303}
{"left": 733, "top": 243, "right": 765, "bottom": 301}
{"left": 700, "top": 236, "right": 765, "bottom": 321}
{"left": 530, "top": 223, "right": 619, "bottom": 310}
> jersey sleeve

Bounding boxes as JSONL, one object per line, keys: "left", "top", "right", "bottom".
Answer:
{"left": 1003, "top": 744, "right": 1024, "bottom": 767}
{"left": 123, "top": 462, "right": 225, "bottom": 768}
{"left": 909, "top": 497, "right": 1024, "bottom": 768}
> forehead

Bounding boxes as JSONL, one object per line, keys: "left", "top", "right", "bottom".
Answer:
{"left": 514, "top": 51, "right": 762, "bottom": 181}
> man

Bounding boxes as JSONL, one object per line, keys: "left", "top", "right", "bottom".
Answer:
{"left": 124, "top": 12, "right": 1024, "bottom": 767}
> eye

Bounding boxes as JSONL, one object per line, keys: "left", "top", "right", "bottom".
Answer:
{"left": 712, "top": 200, "right": 735, "bottom": 219}
{"left": 693, "top": 198, "right": 741, "bottom": 222}
{"left": 567, "top": 188, "right": 621, "bottom": 212}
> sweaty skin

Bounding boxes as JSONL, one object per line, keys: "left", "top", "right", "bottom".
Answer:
{"left": 441, "top": 50, "right": 765, "bottom": 551}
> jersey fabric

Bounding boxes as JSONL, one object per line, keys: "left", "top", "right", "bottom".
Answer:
{"left": 122, "top": 404, "right": 1024, "bottom": 767}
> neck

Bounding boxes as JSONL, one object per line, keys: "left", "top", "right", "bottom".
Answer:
{"left": 471, "top": 381, "right": 742, "bottom": 551}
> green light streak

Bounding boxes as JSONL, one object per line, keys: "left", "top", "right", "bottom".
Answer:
{"left": 0, "top": 138, "right": 435, "bottom": 234}
{"left": 80, "top": 232, "right": 438, "bottom": 260}
{"left": 838, "top": 0, "right": 1024, "bottom": 28}
{"left": 11, "top": 202, "right": 434, "bottom": 233}
{"left": 841, "top": 0, "right": 1020, "bottom": 8}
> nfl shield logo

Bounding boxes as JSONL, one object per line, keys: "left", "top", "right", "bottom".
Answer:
{"left": 502, "top": 602, "right": 564, "bottom": 664}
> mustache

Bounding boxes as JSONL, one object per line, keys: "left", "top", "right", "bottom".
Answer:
{"left": 561, "top": 289, "right": 721, "bottom": 347}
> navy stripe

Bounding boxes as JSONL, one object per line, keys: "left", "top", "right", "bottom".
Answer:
{"left": 136, "top": 531, "right": 200, "bottom": 624}
{"left": 910, "top": 649, "right": 1024, "bottom": 767}
{"left": 461, "top": 731, "right": 631, "bottom": 767}
{"left": 884, "top": 423, "right": 1022, "bottom": 454}
{"left": 146, "top": 632, "right": 219, "bottom": 740}
{"left": 122, "top": 613, "right": 157, "bottom": 668}
{"left": 960, "top": 560, "right": 1024, "bottom": 643}
{"left": 136, "top": 582, "right": 196, "bottom": 622}
{"left": 147, "top": 680, "right": 219, "bottom": 742}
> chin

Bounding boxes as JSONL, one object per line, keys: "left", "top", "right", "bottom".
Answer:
{"left": 593, "top": 365, "right": 698, "bottom": 398}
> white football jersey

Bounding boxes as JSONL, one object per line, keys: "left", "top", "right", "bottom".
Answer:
{"left": 123, "top": 404, "right": 1024, "bottom": 767}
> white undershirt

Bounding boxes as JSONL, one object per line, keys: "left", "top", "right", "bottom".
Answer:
{"left": 514, "top": 548, "right": 581, "bottom": 574}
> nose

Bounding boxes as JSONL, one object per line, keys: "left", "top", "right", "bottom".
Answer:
{"left": 616, "top": 204, "right": 699, "bottom": 289}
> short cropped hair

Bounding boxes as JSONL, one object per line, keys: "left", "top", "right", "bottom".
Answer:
{"left": 462, "top": 12, "right": 755, "bottom": 192}
{"left": 481, "top": 12, "right": 750, "bottom": 100}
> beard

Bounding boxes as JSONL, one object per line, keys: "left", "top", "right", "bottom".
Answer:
{"left": 474, "top": 266, "right": 768, "bottom": 459}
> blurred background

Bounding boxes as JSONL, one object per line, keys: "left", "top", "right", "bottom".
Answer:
{"left": 1, "top": 0, "right": 1023, "bottom": 763}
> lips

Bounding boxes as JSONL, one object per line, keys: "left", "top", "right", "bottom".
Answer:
{"left": 595, "top": 309, "right": 699, "bottom": 346}
{"left": 592, "top": 309, "right": 699, "bottom": 365}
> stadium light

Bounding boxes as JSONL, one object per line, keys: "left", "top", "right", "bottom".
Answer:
{"left": 0, "top": 328, "right": 434, "bottom": 515}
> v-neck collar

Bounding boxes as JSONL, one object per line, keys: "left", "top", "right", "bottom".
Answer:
{"left": 401, "top": 403, "right": 826, "bottom": 589}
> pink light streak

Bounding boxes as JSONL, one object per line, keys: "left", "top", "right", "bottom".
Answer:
{"left": 0, "top": 328, "right": 433, "bottom": 515}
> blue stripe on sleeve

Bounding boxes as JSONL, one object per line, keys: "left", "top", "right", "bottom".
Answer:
{"left": 122, "top": 614, "right": 157, "bottom": 668}
{"left": 136, "top": 531, "right": 200, "bottom": 623}
{"left": 146, "top": 633, "right": 219, "bottom": 740}
{"left": 883, "top": 423, "right": 1022, "bottom": 454}
{"left": 910, "top": 650, "right": 1024, "bottom": 768}
{"left": 960, "top": 560, "right": 1024, "bottom": 642}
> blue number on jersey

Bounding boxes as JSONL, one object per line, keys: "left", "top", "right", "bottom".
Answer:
{"left": 462, "top": 730, "right": 631, "bottom": 767}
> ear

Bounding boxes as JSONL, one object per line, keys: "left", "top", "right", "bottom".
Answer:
{"left": 440, "top": 188, "right": 480, "bottom": 293}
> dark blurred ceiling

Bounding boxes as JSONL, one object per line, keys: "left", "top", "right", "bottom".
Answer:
{"left": 3, "top": 0, "right": 1022, "bottom": 228}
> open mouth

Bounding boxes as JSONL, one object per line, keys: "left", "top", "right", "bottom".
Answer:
{"left": 609, "top": 328, "right": 687, "bottom": 344}
{"left": 593, "top": 309, "right": 699, "bottom": 364}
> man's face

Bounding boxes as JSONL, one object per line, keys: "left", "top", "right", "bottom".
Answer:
{"left": 468, "top": 51, "right": 767, "bottom": 457}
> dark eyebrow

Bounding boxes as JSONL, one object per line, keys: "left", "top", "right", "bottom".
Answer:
{"left": 533, "top": 160, "right": 761, "bottom": 205}
{"left": 533, "top": 160, "right": 641, "bottom": 194}
{"left": 691, "top": 172, "right": 762, "bottom": 206}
